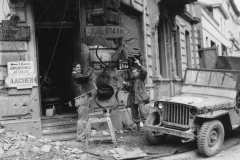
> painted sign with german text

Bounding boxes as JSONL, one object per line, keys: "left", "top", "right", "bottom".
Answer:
{"left": 6, "top": 61, "right": 37, "bottom": 89}
{"left": 86, "top": 26, "right": 129, "bottom": 38}
{"left": 7, "top": 61, "right": 34, "bottom": 75}
{"left": 5, "top": 74, "right": 38, "bottom": 89}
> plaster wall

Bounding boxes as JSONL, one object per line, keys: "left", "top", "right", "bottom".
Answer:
{"left": 0, "top": 0, "right": 42, "bottom": 137}
{"left": 212, "top": 9, "right": 227, "bottom": 37}
{"left": 201, "top": 9, "right": 231, "bottom": 55}
{"left": 199, "top": 0, "right": 240, "bottom": 41}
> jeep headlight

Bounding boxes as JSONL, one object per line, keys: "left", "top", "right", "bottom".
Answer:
{"left": 190, "top": 107, "right": 198, "bottom": 116}
{"left": 158, "top": 103, "right": 164, "bottom": 109}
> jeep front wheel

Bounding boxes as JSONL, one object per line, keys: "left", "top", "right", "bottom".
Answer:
{"left": 197, "top": 120, "right": 224, "bottom": 157}
{"left": 144, "top": 112, "right": 167, "bottom": 145}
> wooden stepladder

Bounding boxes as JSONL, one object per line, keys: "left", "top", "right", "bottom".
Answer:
{"left": 85, "top": 112, "right": 117, "bottom": 148}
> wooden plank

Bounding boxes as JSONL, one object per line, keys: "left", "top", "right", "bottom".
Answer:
{"left": 114, "top": 147, "right": 148, "bottom": 159}
{"left": 85, "top": 120, "right": 92, "bottom": 148}
{"left": 89, "top": 118, "right": 108, "bottom": 123}
{"left": 107, "top": 117, "right": 117, "bottom": 146}
{"left": 89, "top": 135, "right": 112, "bottom": 141}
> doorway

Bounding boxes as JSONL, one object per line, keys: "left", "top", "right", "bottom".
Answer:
{"left": 36, "top": 28, "right": 76, "bottom": 115}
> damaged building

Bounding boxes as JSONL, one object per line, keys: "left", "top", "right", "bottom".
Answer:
{"left": 0, "top": 0, "right": 200, "bottom": 140}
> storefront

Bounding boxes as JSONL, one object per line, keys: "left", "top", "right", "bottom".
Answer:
{"left": 0, "top": 0, "right": 200, "bottom": 138}
{"left": 0, "top": 0, "right": 148, "bottom": 138}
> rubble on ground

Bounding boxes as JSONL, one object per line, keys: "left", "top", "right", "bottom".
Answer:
{"left": 0, "top": 126, "right": 149, "bottom": 160}
{"left": 0, "top": 129, "right": 93, "bottom": 160}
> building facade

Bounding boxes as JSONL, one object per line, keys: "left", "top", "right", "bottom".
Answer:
{"left": 0, "top": 0, "right": 199, "bottom": 137}
{"left": 152, "top": 0, "right": 200, "bottom": 100}
{"left": 194, "top": 0, "right": 240, "bottom": 57}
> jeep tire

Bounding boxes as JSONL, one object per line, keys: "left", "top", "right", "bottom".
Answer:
{"left": 144, "top": 112, "right": 167, "bottom": 145}
{"left": 197, "top": 120, "right": 224, "bottom": 157}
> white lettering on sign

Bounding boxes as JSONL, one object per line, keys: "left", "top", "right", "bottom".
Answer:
{"left": 5, "top": 74, "right": 38, "bottom": 89}
{"left": 7, "top": 61, "right": 34, "bottom": 75}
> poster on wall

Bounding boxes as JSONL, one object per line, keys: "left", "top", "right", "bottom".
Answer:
{"left": 5, "top": 61, "right": 38, "bottom": 89}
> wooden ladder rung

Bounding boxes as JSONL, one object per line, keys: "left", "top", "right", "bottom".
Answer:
{"left": 89, "top": 135, "right": 112, "bottom": 141}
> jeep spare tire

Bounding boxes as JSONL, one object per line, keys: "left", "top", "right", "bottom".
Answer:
{"left": 144, "top": 112, "right": 167, "bottom": 145}
{"left": 197, "top": 120, "right": 224, "bottom": 157}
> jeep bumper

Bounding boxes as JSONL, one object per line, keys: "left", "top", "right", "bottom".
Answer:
{"left": 143, "top": 124, "right": 195, "bottom": 139}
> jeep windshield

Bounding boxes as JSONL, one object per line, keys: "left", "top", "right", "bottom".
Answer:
{"left": 184, "top": 69, "right": 239, "bottom": 89}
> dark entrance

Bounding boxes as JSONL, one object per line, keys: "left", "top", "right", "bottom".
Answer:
{"left": 33, "top": 0, "right": 80, "bottom": 116}
{"left": 36, "top": 28, "right": 75, "bottom": 115}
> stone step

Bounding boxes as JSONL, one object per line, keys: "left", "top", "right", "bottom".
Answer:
{"left": 43, "top": 133, "right": 77, "bottom": 142}
{"left": 42, "top": 127, "right": 77, "bottom": 135}
{"left": 43, "top": 123, "right": 77, "bottom": 131}
{"left": 41, "top": 114, "right": 78, "bottom": 120}
{"left": 41, "top": 117, "right": 76, "bottom": 123}
{"left": 42, "top": 120, "right": 77, "bottom": 128}
{"left": 41, "top": 114, "right": 78, "bottom": 142}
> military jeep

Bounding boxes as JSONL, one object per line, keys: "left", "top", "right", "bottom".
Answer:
{"left": 144, "top": 67, "right": 240, "bottom": 157}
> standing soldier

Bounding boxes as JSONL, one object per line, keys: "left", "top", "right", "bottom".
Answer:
{"left": 70, "top": 62, "right": 95, "bottom": 141}
{"left": 123, "top": 60, "right": 150, "bottom": 131}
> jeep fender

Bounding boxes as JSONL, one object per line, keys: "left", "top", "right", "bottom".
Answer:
{"left": 196, "top": 110, "right": 228, "bottom": 119}
{"left": 196, "top": 110, "right": 232, "bottom": 131}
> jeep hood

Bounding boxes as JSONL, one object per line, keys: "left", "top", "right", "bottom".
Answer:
{"left": 164, "top": 94, "right": 235, "bottom": 109}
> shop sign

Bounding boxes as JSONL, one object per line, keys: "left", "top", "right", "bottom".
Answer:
{"left": 5, "top": 74, "right": 38, "bottom": 89}
{"left": 117, "top": 59, "right": 131, "bottom": 70}
{"left": 0, "top": 20, "right": 30, "bottom": 41}
{"left": 86, "top": 25, "right": 129, "bottom": 38}
{"left": 7, "top": 61, "right": 34, "bottom": 75}
{"left": 5, "top": 61, "right": 37, "bottom": 89}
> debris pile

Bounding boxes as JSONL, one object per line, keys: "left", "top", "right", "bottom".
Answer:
{"left": 0, "top": 130, "right": 93, "bottom": 160}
